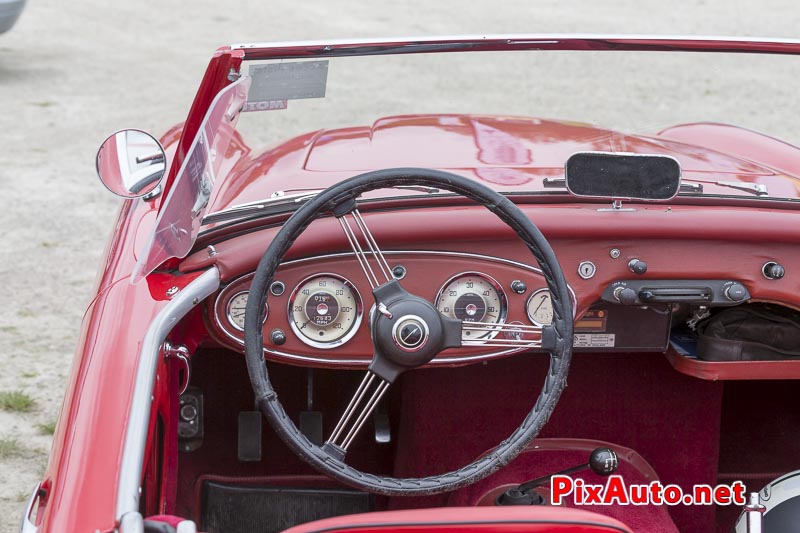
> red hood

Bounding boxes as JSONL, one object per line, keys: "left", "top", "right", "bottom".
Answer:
{"left": 207, "top": 114, "right": 800, "bottom": 213}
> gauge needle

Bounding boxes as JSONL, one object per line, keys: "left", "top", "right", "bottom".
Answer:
{"left": 533, "top": 297, "right": 547, "bottom": 314}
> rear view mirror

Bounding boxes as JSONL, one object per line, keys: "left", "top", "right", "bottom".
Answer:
{"left": 565, "top": 152, "right": 681, "bottom": 201}
{"left": 96, "top": 129, "right": 166, "bottom": 198}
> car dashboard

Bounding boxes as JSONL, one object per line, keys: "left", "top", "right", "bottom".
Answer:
{"left": 186, "top": 200, "right": 800, "bottom": 377}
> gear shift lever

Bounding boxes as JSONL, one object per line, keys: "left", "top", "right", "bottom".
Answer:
{"left": 497, "top": 447, "right": 619, "bottom": 506}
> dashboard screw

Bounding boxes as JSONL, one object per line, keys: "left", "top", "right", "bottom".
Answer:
{"left": 392, "top": 265, "right": 407, "bottom": 280}
{"left": 609, "top": 248, "right": 620, "bottom": 259}
{"left": 166, "top": 286, "right": 179, "bottom": 297}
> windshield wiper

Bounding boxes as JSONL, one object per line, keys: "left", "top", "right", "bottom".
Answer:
{"left": 202, "top": 185, "right": 442, "bottom": 225}
{"left": 542, "top": 177, "right": 768, "bottom": 196}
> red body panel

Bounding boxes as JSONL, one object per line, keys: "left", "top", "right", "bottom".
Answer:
{"left": 205, "top": 115, "right": 800, "bottom": 216}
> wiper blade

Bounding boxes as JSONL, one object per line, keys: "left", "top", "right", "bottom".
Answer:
{"left": 542, "top": 177, "right": 704, "bottom": 194}
{"left": 542, "top": 177, "right": 768, "bottom": 196}
{"left": 202, "top": 185, "right": 442, "bottom": 225}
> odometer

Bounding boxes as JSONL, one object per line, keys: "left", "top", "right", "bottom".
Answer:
{"left": 288, "top": 274, "right": 363, "bottom": 349}
{"left": 435, "top": 272, "right": 507, "bottom": 340}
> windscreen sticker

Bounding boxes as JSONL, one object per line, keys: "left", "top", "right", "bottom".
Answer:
{"left": 242, "top": 100, "right": 288, "bottom": 112}
{"left": 245, "top": 60, "right": 328, "bottom": 112}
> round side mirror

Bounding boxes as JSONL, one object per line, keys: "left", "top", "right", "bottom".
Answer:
{"left": 96, "top": 129, "right": 166, "bottom": 198}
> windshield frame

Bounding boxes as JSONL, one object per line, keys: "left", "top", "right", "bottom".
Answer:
{"left": 145, "top": 34, "right": 800, "bottom": 280}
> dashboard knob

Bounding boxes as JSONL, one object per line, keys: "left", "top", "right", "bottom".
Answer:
{"left": 724, "top": 283, "right": 748, "bottom": 302}
{"left": 613, "top": 286, "right": 638, "bottom": 305}
{"left": 763, "top": 262, "right": 785, "bottom": 280}
{"left": 270, "top": 329, "right": 287, "bottom": 346}
{"left": 628, "top": 258, "right": 648, "bottom": 275}
{"left": 510, "top": 280, "right": 527, "bottom": 294}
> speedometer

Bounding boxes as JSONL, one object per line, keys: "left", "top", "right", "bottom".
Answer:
{"left": 288, "top": 274, "right": 363, "bottom": 349}
{"left": 435, "top": 272, "right": 507, "bottom": 340}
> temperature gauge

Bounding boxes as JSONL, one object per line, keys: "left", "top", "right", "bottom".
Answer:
{"left": 526, "top": 289, "right": 553, "bottom": 326}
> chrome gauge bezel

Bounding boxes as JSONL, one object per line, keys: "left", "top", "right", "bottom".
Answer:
{"left": 224, "top": 290, "right": 269, "bottom": 332}
{"left": 525, "top": 288, "right": 554, "bottom": 327}
{"left": 435, "top": 271, "right": 508, "bottom": 342}
{"left": 287, "top": 272, "right": 364, "bottom": 350}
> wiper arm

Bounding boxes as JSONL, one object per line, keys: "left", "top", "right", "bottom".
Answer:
{"left": 202, "top": 185, "right": 442, "bottom": 225}
{"left": 202, "top": 191, "right": 319, "bottom": 225}
{"left": 681, "top": 179, "right": 768, "bottom": 196}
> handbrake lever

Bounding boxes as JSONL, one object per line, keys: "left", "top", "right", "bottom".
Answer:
{"left": 496, "top": 447, "right": 619, "bottom": 505}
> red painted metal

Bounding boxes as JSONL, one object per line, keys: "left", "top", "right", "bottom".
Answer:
{"left": 233, "top": 35, "right": 800, "bottom": 61}
{"left": 282, "top": 506, "right": 633, "bottom": 533}
{"left": 160, "top": 47, "right": 244, "bottom": 198}
{"left": 204, "top": 115, "right": 800, "bottom": 216}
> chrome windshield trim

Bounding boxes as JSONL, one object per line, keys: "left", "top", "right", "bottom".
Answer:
{"left": 232, "top": 34, "right": 800, "bottom": 60}
{"left": 18, "top": 484, "right": 39, "bottom": 533}
{"left": 116, "top": 268, "right": 221, "bottom": 520}
{"left": 203, "top": 191, "right": 321, "bottom": 225}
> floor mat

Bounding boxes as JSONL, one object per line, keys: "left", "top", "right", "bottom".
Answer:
{"left": 201, "top": 481, "right": 372, "bottom": 533}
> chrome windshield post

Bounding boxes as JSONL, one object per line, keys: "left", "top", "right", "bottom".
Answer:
{"left": 115, "top": 268, "right": 221, "bottom": 521}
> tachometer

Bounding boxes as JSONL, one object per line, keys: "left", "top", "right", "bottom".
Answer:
{"left": 435, "top": 272, "right": 507, "bottom": 340}
{"left": 288, "top": 274, "right": 363, "bottom": 349}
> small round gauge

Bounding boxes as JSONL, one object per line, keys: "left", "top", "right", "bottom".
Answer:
{"left": 226, "top": 291, "right": 268, "bottom": 332}
{"left": 288, "top": 274, "right": 363, "bottom": 349}
{"left": 436, "top": 272, "right": 507, "bottom": 340}
{"left": 526, "top": 289, "right": 553, "bottom": 326}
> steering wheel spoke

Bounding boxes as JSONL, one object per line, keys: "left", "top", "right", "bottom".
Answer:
{"left": 325, "top": 370, "right": 391, "bottom": 459}
{"left": 337, "top": 208, "right": 394, "bottom": 290}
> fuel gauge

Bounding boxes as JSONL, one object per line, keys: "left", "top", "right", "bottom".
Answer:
{"left": 526, "top": 289, "right": 553, "bottom": 326}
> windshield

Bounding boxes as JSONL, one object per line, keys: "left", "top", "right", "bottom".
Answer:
{"left": 135, "top": 36, "right": 800, "bottom": 280}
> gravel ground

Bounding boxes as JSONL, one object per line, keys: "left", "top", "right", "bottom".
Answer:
{"left": 1, "top": 1, "right": 799, "bottom": 531}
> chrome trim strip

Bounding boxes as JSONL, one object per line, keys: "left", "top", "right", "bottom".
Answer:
{"left": 17, "top": 484, "right": 39, "bottom": 533}
{"left": 118, "top": 512, "right": 144, "bottom": 533}
{"left": 215, "top": 250, "right": 576, "bottom": 365}
{"left": 231, "top": 34, "right": 800, "bottom": 60}
{"left": 116, "top": 268, "right": 221, "bottom": 520}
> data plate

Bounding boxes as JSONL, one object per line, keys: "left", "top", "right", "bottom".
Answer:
{"left": 573, "top": 303, "right": 671, "bottom": 352}
{"left": 574, "top": 333, "right": 616, "bottom": 348}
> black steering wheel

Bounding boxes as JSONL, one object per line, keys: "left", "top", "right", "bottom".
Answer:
{"left": 245, "top": 168, "right": 573, "bottom": 496}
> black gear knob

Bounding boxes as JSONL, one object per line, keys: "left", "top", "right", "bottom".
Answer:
{"left": 589, "top": 447, "right": 619, "bottom": 476}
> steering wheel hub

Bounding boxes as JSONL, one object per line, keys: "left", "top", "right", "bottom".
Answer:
{"left": 392, "top": 315, "right": 429, "bottom": 351}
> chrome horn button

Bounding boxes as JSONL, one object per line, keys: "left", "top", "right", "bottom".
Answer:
{"left": 391, "top": 315, "right": 430, "bottom": 352}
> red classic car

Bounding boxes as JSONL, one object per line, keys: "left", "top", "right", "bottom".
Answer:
{"left": 20, "top": 36, "right": 800, "bottom": 533}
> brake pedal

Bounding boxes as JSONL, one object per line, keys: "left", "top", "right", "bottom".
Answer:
{"left": 299, "top": 369, "right": 323, "bottom": 445}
